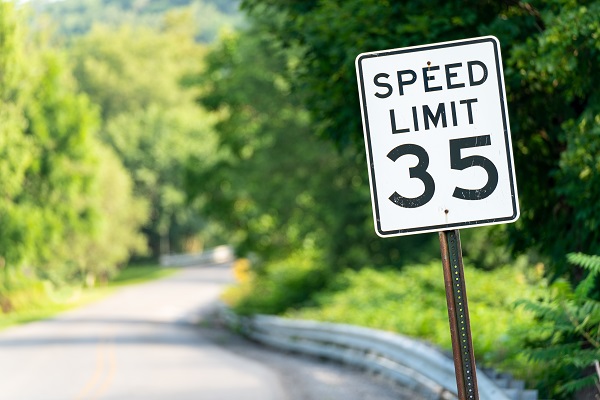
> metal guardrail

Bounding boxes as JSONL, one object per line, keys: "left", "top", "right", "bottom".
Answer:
{"left": 220, "top": 309, "right": 538, "bottom": 400}
{"left": 159, "top": 245, "right": 234, "bottom": 267}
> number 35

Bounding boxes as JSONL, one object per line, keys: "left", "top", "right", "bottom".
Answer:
{"left": 386, "top": 134, "right": 499, "bottom": 208}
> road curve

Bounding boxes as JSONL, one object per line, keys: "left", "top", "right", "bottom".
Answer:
{"left": 0, "top": 264, "right": 422, "bottom": 400}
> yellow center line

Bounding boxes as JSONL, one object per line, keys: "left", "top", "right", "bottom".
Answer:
{"left": 74, "top": 333, "right": 117, "bottom": 400}
{"left": 90, "top": 336, "right": 117, "bottom": 400}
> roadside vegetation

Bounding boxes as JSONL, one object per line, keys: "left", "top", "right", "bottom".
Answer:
{"left": 0, "top": 263, "right": 177, "bottom": 331}
{"left": 290, "top": 262, "right": 545, "bottom": 380}
{"left": 0, "top": 1, "right": 598, "bottom": 399}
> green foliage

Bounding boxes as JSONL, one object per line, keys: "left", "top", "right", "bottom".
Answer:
{"left": 69, "top": 24, "right": 203, "bottom": 119}
{"left": 506, "top": 2, "right": 600, "bottom": 274}
{"left": 29, "top": 0, "right": 241, "bottom": 43}
{"left": 517, "top": 253, "right": 600, "bottom": 399}
{"left": 108, "top": 263, "right": 178, "bottom": 286}
{"left": 238, "top": 0, "right": 600, "bottom": 276}
{"left": 69, "top": 23, "right": 217, "bottom": 256}
{"left": 190, "top": 26, "right": 440, "bottom": 272}
{"left": 0, "top": 269, "right": 52, "bottom": 315}
{"left": 60, "top": 144, "right": 149, "bottom": 283}
{"left": 224, "top": 248, "right": 331, "bottom": 315}
{"left": 20, "top": 48, "right": 147, "bottom": 284}
{"left": 459, "top": 226, "right": 520, "bottom": 270}
{"left": 191, "top": 28, "right": 343, "bottom": 261}
{"left": 0, "top": 2, "right": 36, "bottom": 268}
{"left": 286, "top": 262, "right": 542, "bottom": 376}
{"left": 0, "top": 1, "right": 148, "bottom": 306}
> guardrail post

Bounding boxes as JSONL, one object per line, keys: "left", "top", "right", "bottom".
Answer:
{"left": 439, "top": 230, "right": 479, "bottom": 400}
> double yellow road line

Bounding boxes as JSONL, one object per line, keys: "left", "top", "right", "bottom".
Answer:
{"left": 74, "top": 334, "right": 116, "bottom": 400}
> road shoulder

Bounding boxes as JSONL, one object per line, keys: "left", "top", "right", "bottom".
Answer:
{"left": 197, "top": 307, "right": 427, "bottom": 400}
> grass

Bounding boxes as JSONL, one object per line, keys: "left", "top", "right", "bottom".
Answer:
{"left": 0, "top": 263, "right": 178, "bottom": 330}
{"left": 109, "top": 263, "right": 178, "bottom": 286}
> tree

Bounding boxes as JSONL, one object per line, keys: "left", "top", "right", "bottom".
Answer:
{"left": 0, "top": 2, "right": 147, "bottom": 297}
{"left": 0, "top": 1, "right": 38, "bottom": 269}
{"left": 519, "top": 253, "right": 600, "bottom": 398}
{"left": 238, "top": 0, "right": 600, "bottom": 276}
{"left": 69, "top": 23, "right": 217, "bottom": 256}
{"left": 187, "top": 22, "right": 441, "bottom": 313}
{"left": 29, "top": 0, "right": 241, "bottom": 43}
{"left": 190, "top": 29, "right": 357, "bottom": 263}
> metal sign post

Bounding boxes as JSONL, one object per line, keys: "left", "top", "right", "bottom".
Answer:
{"left": 440, "top": 230, "right": 478, "bottom": 400}
{"left": 354, "top": 36, "right": 520, "bottom": 400}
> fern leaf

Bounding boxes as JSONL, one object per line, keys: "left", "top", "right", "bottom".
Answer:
{"left": 529, "top": 342, "right": 584, "bottom": 362}
{"left": 568, "top": 252, "right": 600, "bottom": 274}
{"left": 560, "top": 374, "right": 598, "bottom": 395}
{"left": 575, "top": 271, "right": 597, "bottom": 298}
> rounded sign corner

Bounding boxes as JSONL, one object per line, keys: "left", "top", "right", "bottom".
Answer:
{"left": 375, "top": 224, "right": 391, "bottom": 238}
{"left": 480, "top": 35, "right": 501, "bottom": 46}
{"left": 355, "top": 52, "right": 371, "bottom": 67}
{"left": 510, "top": 206, "right": 521, "bottom": 223}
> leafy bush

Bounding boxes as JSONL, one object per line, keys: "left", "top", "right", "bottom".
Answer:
{"left": 0, "top": 269, "right": 50, "bottom": 314}
{"left": 517, "top": 253, "right": 600, "bottom": 399}
{"left": 285, "top": 262, "right": 543, "bottom": 378}
{"left": 223, "top": 248, "right": 334, "bottom": 315}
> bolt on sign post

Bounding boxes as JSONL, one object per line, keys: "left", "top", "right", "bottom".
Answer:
{"left": 355, "top": 36, "right": 519, "bottom": 399}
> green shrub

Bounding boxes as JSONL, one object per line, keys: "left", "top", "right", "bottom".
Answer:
{"left": 517, "top": 253, "right": 600, "bottom": 399}
{"left": 0, "top": 275, "right": 97, "bottom": 329}
{"left": 223, "top": 248, "right": 333, "bottom": 315}
{"left": 287, "top": 262, "right": 543, "bottom": 378}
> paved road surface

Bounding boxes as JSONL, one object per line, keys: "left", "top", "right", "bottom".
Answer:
{"left": 0, "top": 264, "right": 423, "bottom": 400}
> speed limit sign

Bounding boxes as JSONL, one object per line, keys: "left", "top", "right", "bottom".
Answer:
{"left": 356, "top": 36, "right": 519, "bottom": 237}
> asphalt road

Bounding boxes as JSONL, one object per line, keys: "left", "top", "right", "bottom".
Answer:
{"left": 0, "top": 264, "right": 423, "bottom": 400}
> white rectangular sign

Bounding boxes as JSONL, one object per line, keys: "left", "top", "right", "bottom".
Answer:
{"left": 356, "top": 36, "right": 519, "bottom": 237}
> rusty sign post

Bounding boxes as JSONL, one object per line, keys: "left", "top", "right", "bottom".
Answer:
{"left": 355, "top": 36, "right": 520, "bottom": 399}
{"left": 440, "top": 230, "right": 479, "bottom": 399}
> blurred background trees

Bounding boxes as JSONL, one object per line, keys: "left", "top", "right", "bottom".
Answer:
{"left": 0, "top": 0, "right": 235, "bottom": 307}
{"left": 68, "top": 22, "right": 217, "bottom": 256}
{"left": 28, "top": 0, "right": 241, "bottom": 42}
{"left": 189, "top": 25, "right": 440, "bottom": 270}
{"left": 0, "top": 1, "right": 147, "bottom": 311}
